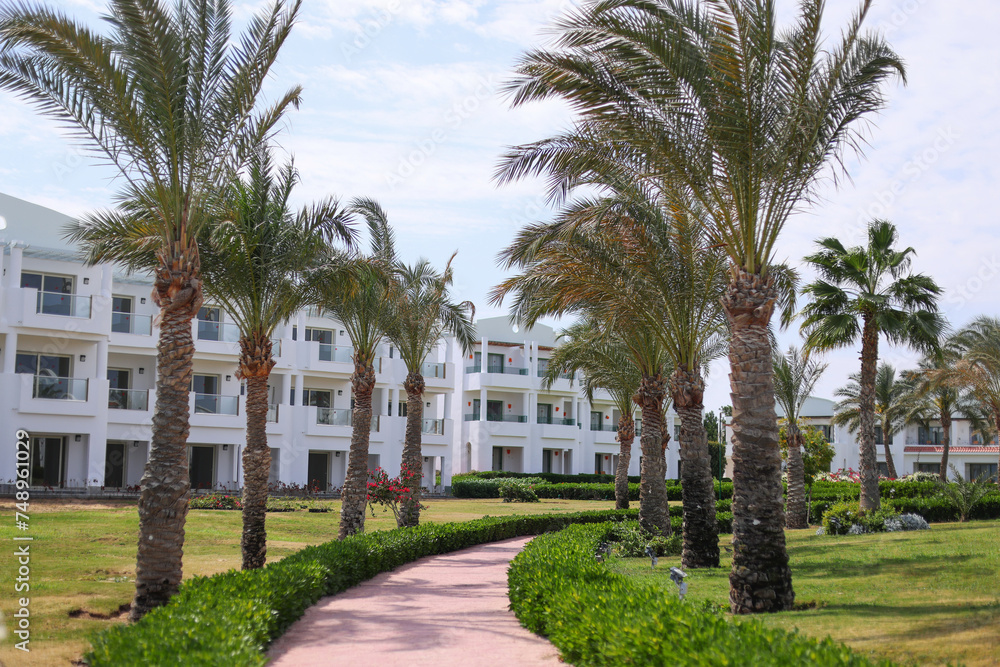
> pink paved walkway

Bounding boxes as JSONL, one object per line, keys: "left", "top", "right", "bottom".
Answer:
{"left": 267, "top": 536, "right": 562, "bottom": 666}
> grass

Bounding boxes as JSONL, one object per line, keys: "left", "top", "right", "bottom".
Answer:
{"left": 0, "top": 496, "right": 616, "bottom": 666}
{"left": 615, "top": 522, "right": 1000, "bottom": 667}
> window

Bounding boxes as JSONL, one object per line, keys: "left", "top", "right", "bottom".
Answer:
{"left": 876, "top": 462, "right": 890, "bottom": 478}
{"left": 486, "top": 400, "right": 504, "bottom": 421}
{"left": 874, "top": 426, "right": 884, "bottom": 444}
{"left": 192, "top": 374, "right": 222, "bottom": 413}
{"left": 538, "top": 358, "right": 550, "bottom": 374}
{"left": 543, "top": 449, "right": 553, "bottom": 474}
{"left": 21, "top": 271, "right": 73, "bottom": 293}
{"left": 305, "top": 328, "right": 333, "bottom": 344}
{"left": 917, "top": 426, "right": 944, "bottom": 445}
{"left": 590, "top": 411, "right": 603, "bottom": 431}
{"left": 674, "top": 424, "right": 681, "bottom": 442}
{"left": 108, "top": 368, "right": 136, "bottom": 409}
{"left": 30, "top": 436, "right": 66, "bottom": 487}
{"left": 487, "top": 353, "right": 504, "bottom": 373}
{"left": 303, "top": 389, "right": 332, "bottom": 409}
{"left": 16, "top": 352, "right": 71, "bottom": 377}
{"left": 595, "top": 453, "right": 605, "bottom": 475}
{"left": 492, "top": 446, "right": 504, "bottom": 471}
{"left": 914, "top": 462, "right": 939, "bottom": 474}
{"left": 111, "top": 296, "right": 133, "bottom": 333}
{"left": 537, "top": 403, "right": 552, "bottom": 424}
{"left": 819, "top": 425, "right": 833, "bottom": 443}
{"left": 197, "top": 307, "right": 221, "bottom": 341}
{"left": 23, "top": 272, "right": 86, "bottom": 316}
{"left": 968, "top": 463, "right": 998, "bottom": 482}
{"left": 471, "top": 398, "right": 481, "bottom": 420}
{"left": 397, "top": 401, "right": 407, "bottom": 417}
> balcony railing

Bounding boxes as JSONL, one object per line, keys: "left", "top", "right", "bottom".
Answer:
{"left": 109, "top": 388, "right": 148, "bottom": 411}
{"left": 111, "top": 312, "right": 153, "bottom": 335}
{"left": 463, "top": 414, "right": 527, "bottom": 423}
{"left": 35, "top": 291, "right": 91, "bottom": 318}
{"left": 316, "top": 408, "right": 379, "bottom": 431}
{"left": 267, "top": 404, "right": 279, "bottom": 423}
{"left": 193, "top": 393, "right": 239, "bottom": 415}
{"left": 319, "top": 344, "right": 353, "bottom": 363}
{"left": 590, "top": 423, "right": 617, "bottom": 432}
{"left": 539, "top": 417, "right": 576, "bottom": 426}
{"left": 537, "top": 369, "right": 574, "bottom": 380}
{"left": 32, "top": 376, "right": 88, "bottom": 401}
{"left": 196, "top": 319, "right": 240, "bottom": 343}
{"left": 421, "top": 362, "right": 446, "bottom": 379}
{"left": 422, "top": 418, "right": 445, "bottom": 435}
{"left": 464, "top": 364, "right": 528, "bottom": 375}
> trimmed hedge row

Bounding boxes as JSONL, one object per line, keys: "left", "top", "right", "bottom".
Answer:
{"left": 809, "top": 494, "right": 1000, "bottom": 523}
{"left": 452, "top": 476, "right": 734, "bottom": 501}
{"left": 508, "top": 522, "right": 891, "bottom": 666}
{"left": 85, "top": 508, "right": 645, "bottom": 666}
{"left": 807, "top": 480, "right": 942, "bottom": 502}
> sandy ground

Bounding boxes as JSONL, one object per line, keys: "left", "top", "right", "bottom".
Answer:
{"left": 267, "top": 536, "right": 562, "bottom": 666}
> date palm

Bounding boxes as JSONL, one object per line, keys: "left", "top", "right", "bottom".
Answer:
{"left": 1, "top": 0, "right": 303, "bottom": 618}
{"left": 832, "top": 363, "right": 911, "bottom": 479}
{"left": 384, "top": 257, "right": 475, "bottom": 528}
{"left": 315, "top": 199, "right": 397, "bottom": 538}
{"left": 544, "top": 319, "right": 641, "bottom": 510}
{"left": 802, "top": 220, "right": 946, "bottom": 509}
{"left": 946, "top": 316, "right": 1000, "bottom": 487}
{"left": 772, "top": 346, "right": 827, "bottom": 528}
{"left": 500, "top": 0, "right": 905, "bottom": 613}
{"left": 199, "top": 148, "right": 355, "bottom": 568}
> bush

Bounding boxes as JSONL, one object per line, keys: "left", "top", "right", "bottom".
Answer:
{"left": 508, "top": 522, "right": 889, "bottom": 666}
{"left": 85, "top": 508, "right": 647, "bottom": 666}
{"left": 605, "top": 521, "right": 681, "bottom": 557}
{"left": 189, "top": 494, "right": 242, "bottom": 510}
{"left": 450, "top": 477, "right": 505, "bottom": 498}
{"left": 499, "top": 478, "right": 541, "bottom": 503}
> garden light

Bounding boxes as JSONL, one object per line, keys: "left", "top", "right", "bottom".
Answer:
{"left": 645, "top": 545, "right": 658, "bottom": 569}
{"left": 670, "top": 567, "right": 688, "bottom": 600}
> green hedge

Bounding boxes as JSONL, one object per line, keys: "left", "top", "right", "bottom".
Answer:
{"left": 452, "top": 475, "right": 734, "bottom": 501}
{"left": 508, "top": 522, "right": 890, "bottom": 666}
{"left": 809, "top": 493, "right": 1000, "bottom": 524}
{"left": 85, "top": 508, "right": 644, "bottom": 666}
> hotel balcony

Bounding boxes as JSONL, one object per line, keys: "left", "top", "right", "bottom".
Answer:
{"left": 13, "top": 373, "right": 100, "bottom": 417}
{"left": 17, "top": 288, "right": 108, "bottom": 335}
{"left": 108, "top": 388, "right": 149, "bottom": 411}
{"left": 463, "top": 364, "right": 531, "bottom": 391}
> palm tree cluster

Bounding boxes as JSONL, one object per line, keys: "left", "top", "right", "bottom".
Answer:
{"left": 495, "top": 0, "right": 905, "bottom": 613}
{"left": 0, "top": 0, "right": 473, "bottom": 619}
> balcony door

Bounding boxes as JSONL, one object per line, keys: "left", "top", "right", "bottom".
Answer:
{"left": 486, "top": 400, "right": 504, "bottom": 422}
{"left": 487, "top": 353, "right": 505, "bottom": 373}
{"left": 492, "top": 446, "right": 504, "bottom": 471}
{"left": 471, "top": 398, "right": 481, "bottom": 420}
{"left": 108, "top": 368, "right": 131, "bottom": 408}
{"left": 308, "top": 451, "right": 330, "bottom": 491}
{"left": 197, "top": 306, "right": 221, "bottom": 341}
{"left": 192, "top": 374, "right": 221, "bottom": 413}
{"left": 188, "top": 445, "right": 215, "bottom": 490}
{"left": 590, "top": 411, "right": 603, "bottom": 431}
{"left": 537, "top": 403, "right": 552, "bottom": 425}
{"left": 17, "top": 353, "right": 73, "bottom": 399}
{"left": 111, "top": 296, "right": 133, "bottom": 333}
{"left": 22, "top": 272, "right": 75, "bottom": 316}
{"left": 104, "top": 442, "right": 126, "bottom": 487}
{"left": 30, "top": 436, "right": 66, "bottom": 487}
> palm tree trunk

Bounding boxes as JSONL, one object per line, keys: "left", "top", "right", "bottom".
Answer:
{"left": 339, "top": 360, "right": 376, "bottom": 539}
{"left": 670, "top": 366, "right": 719, "bottom": 568}
{"left": 995, "top": 414, "right": 1000, "bottom": 489}
{"left": 239, "top": 335, "right": 275, "bottom": 570}
{"left": 882, "top": 417, "right": 898, "bottom": 479}
{"left": 635, "top": 374, "right": 671, "bottom": 536}
{"left": 130, "top": 241, "right": 202, "bottom": 622}
{"left": 614, "top": 415, "right": 635, "bottom": 510}
{"left": 722, "top": 269, "right": 794, "bottom": 614}
{"left": 398, "top": 371, "right": 426, "bottom": 528}
{"left": 785, "top": 423, "right": 808, "bottom": 529}
{"left": 858, "top": 314, "right": 881, "bottom": 510}
{"left": 938, "top": 412, "right": 951, "bottom": 482}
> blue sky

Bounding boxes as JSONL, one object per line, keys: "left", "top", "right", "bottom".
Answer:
{"left": 1, "top": 0, "right": 998, "bottom": 415}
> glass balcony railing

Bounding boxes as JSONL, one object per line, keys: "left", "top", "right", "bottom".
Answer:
{"left": 465, "top": 364, "right": 528, "bottom": 375}
{"left": 267, "top": 404, "right": 279, "bottom": 423}
{"left": 32, "top": 376, "right": 88, "bottom": 401}
{"left": 270, "top": 339, "right": 282, "bottom": 357}
{"left": 591, "top": 423, "right": 618, "bottom": 432}
{"left": 539, "top": 417, "right": 576, "bottom": 426}
{"left": 489, "top": 414, "right": 527, "bottom": 423}
{"left": 318, "top": 344, "right": 353, "bottom": 363}
{"left": 111, "top": 312, "right": 153, "bottom": 335}
{"left": 421, "top": 362, "right": 446, "bottom": 379}
{"left": 538, "top": 369, "right": 574, "bottom": 379}
{"left": 316, "top": 407, "right": 379, "bottom": 431}
{"left": 108, "top": 388, "right": 148, "bottom": 411}
{"left": 193, "top": 393, "right": 239, "bottom": 415}
{"left": 196, "top": 320, "right": 240, "bottom": 342}
{"left": 422, "top": 418, "right": 445, "bottom": 435}
{"left": 36, "top": 291, "right": 91, "bottom": 318}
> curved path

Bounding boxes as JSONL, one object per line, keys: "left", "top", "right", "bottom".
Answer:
{"left": 267, "top": 536, "right": 562, "bottom": 666}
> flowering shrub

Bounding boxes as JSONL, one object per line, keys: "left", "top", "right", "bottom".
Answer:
{"left": 366, "top": 466, "right": 426, "bottom": 522}
{"left": 189, "top": 494, "right": 242, "bottom": 510}
{"left": 902, "top": 471, "right": 941, "bottom": 483}
{"left": 821, "top": 500, "right": 930, "bottom": 536}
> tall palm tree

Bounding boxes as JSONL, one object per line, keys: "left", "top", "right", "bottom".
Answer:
{"left": 902, "top": 350, "right": 985, "bottom": 481}
{"left": 493, "top": 220, "right": 675, "bottom": 536}
{"left": 772, "top": 347, "right": 827, "bottom": 529}
{"left": 384, "top": 257, "right": 475, "bottom": 528}
{"left": 199, "top": 149, "right": 355, "bottom": 568}
{"left": 832, "top": 363, "right": 911, "bottom": 479}
{"left": 802, "top": 220, "right": 946, "bottom": 509}
{"left": 946, "top": 316, "right": 1000, "bottom": 487}
{"left": 544, "top": 320, "right": 641, "bottom": 510}
{"left": 1, "top": 0, "right": 303, "bottom": 619}
{"left": 499, "top": 0, "right": 905, "bottom": 613}
{"left": 316, "top": 199, "right": 397, "bottom": 538}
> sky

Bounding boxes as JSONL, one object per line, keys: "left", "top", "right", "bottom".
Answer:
{"left": 1, "top": 0, "right": 998, "bottom": 416}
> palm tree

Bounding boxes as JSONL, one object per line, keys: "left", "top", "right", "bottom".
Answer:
{"left": 802, "top": 220, "right": 946, "bottom": 509}
{"left": 499, "top": 0, "right": 905, "bottom": 613}
{"left": 947, "top": 317, "right": 1000, "bottom": 488}
{"left": 545, "top": 320, "right": 641, "bottom": 510}
{"left": 199, "top": 149, "right": 355, "bottom": 568}
{"left": 493, "top": 219, "right": 675, "bottom": 536}
{"left": 316, "top": 199, "right": 397, "bottom": 538}
{"left": 832, "top": 363, "right": 911, "bottom": 479}
{"left": 902, "top": 350, "right": 985, "bottom": 481}
{"left": 1, "top": 0, "right": 303, "bottom": 619}
{"left": 384, "top": 257, "right": 475, "bottom": 528}
{"left": 772, "top": 347, "right": 828, "bottom": 529}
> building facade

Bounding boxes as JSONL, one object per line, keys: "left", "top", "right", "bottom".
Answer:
{"left": 1, "top": 194, "right": 681, "bottom": 493}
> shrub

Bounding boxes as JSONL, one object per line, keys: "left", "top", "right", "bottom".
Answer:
{"left": 499, "top": 478, "right": 541, "bottom": 503}
{"left": 450, "top": 477, "right": 505, "bottom": 498}
{"left": 936, "top": 464, "right": 996, "bottom": 522}
{"left": 508, "top": 522, "right": 889, "bottom": 666}
{"left": 189, "top": 494, "right": 242, "bottom": 510}
{"left": 86, "top": 508, "right": 648, "bottom": 665}
{"left": 605, "top": 521, "right": 682, "bottom": 557}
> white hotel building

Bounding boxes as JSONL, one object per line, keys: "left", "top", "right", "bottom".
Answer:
{"left": 1, "top": 193, "right": 682, "bottom": 493}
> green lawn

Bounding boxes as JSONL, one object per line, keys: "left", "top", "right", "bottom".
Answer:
{"left": 0, "top": 497, "right": 616, "bottom": 666}
{"left": 615, "top": 522, "right": 1000, "bottom": 667}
